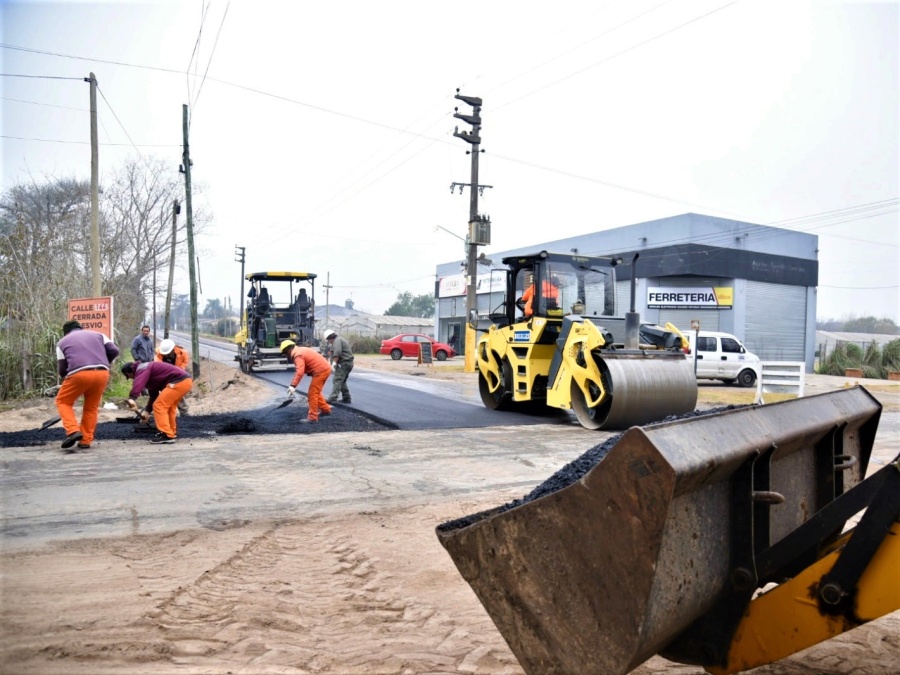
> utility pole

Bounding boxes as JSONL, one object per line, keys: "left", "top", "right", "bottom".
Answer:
{"left": 452, "top": 90, "right": 491, "bottom": 373}
{"left": 235, "top": 245, "right": 246, "bottom": 329}
{"left": 181, "top": 104, "right": 200, "bottom": 378}
{"left": 86, "top": 72, "right": 100, "bottom": 297}
{"left": 164, "top": 199, "right": 180, "bottom": 338}
{"left": 324, "top": 272, "right": 333, "bottom": 333}
{"left": 152, "top": 203, "right": 165, "bottom": 342}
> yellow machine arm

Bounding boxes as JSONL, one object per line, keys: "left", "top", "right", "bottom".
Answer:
{"left": 705, "top": 456, "right": 900, "bottom": 674}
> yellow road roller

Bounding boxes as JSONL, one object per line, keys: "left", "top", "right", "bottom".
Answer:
{"left": 476, "top": 250, "right": 697, "bottom": 429}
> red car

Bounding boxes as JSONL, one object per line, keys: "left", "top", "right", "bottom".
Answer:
{"left": 379, "top": 333, "right": 456, "bottom": 361}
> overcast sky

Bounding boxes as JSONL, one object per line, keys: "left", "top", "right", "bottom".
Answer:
{"left": 2, "top": 0, "right": 898, "bottom": 322}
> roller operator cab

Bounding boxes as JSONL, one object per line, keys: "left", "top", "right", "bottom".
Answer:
{"left": 234, "top": 271, "right": 317, "bottom": 372}
{"left": 475, "top": 251, "right": 698, "bottom": 430}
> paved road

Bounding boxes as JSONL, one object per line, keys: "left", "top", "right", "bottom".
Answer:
{"left": 177, "top": 332, "right": 573, "bottom": 430}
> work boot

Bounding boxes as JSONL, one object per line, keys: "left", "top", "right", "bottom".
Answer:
{"left": 326, "top": 396, "right": 338, "bottom": 403}
{"left": 342, "top": 398, "right": 352, "bottom": 404}
{"left": 61, "top": 431, "right": 83, "bottom": 449}
{"left": 299, "top": 419, "right": 318, "bottom": 425}
{"left": 151, "top": 432, "right": 176, "bottom": 444}
{"left": 320, "top": 410, "right": 332, "bottom": 416}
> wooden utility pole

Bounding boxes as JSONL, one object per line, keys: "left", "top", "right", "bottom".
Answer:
{"left": 181, "top": 104, "right": 200, "bottom": 378}
{"left": 87, "top": 72, "right": 100, "bottom": 297}
{"left": 324, "top": 272, "right": 332, "bottom": 334}
{"left": 164, "top": 199, "right": 180, "bottom": 338}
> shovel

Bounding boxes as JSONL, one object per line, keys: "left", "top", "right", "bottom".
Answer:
{"left": 38, "top": 416, "right": 61, "bottom": 431}
{"left": 116, "top": 409, "right": 144, "bottom": 424}
{"left": 263, "top": 398, "right": 294, "bottom": 417}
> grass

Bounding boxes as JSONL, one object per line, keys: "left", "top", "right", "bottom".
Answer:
{"left": 696, "top": 386, "right": 796, "bottom": 406}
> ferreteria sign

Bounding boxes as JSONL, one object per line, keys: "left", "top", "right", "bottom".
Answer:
{"left": 438, "top": 273, "right": 505, "bottom": 298}
{"left": 647, "top": 287, "right": 733, "bottom": 309}
{"left": 67, "top": 296, "right": 114, "bottom": 337}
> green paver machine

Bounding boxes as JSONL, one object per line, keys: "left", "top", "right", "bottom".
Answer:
{"left": 234, "top": 271, "right": 317, "bottom": 372}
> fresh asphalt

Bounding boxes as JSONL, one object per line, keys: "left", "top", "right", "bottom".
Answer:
{"left": 253, "top": 367, "right": 574, "bottom": 431}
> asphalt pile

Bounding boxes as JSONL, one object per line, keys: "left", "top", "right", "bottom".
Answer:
{"left": 0, "top": 403, "right": 396, "bottom": 449}
{"left": 438, "top": 405, "right": 745, "bottom": 532}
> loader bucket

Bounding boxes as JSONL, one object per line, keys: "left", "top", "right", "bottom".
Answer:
{"left": 436, "top": 387, "right": 881, "bottom": 675}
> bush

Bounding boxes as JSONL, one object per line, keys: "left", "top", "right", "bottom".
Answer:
{"left": 883, "top": 339, "right": 900, "bottom": 374}
{"left": 345, "top": 334, "right": 381, "bottom": 355}
{"left": 821, "top": 339, "right": 900, "bottom": 379}
{"left": 214, "top": 317, "right": 239, "bottom": 338}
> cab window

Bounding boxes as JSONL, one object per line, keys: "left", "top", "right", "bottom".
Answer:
{"left": 721, "top": 338, "right": 743, "bottom": 353}
{"left": 696, "top": 337, "right": 717, "bottom": 352}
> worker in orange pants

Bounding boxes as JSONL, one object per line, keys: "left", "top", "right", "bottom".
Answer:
{"left": 121, "top": 360, "right": 193, "bottom": 444}
{"left": 280, "top": 339, "right": 332, "bottom": 423}
{"left": 54, "top": 320, "right": 121, "bottom": 450}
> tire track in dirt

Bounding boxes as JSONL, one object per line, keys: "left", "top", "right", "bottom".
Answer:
{"left": 129, "top": 521, "right": 519, "bottom": 673}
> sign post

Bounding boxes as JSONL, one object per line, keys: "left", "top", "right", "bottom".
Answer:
{"left": 417, "top": 341, "right": 434, "bottom": 367}
{"left": 67, "top": 296, "right": 114, "bottom": 338}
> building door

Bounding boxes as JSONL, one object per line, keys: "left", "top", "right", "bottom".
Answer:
{"left": 448, "top": 322, "right": 461, "bottom": 354}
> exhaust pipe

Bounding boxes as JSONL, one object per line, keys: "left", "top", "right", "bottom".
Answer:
{"left": 624, "top": 253, "right": 640, "bottom": 349}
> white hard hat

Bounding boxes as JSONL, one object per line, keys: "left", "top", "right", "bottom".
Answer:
{"left": 324, "top": 330, "right": 336, "bottom": 340}
{"left": 159, "top": 339, "right": 176, "bottom": 355}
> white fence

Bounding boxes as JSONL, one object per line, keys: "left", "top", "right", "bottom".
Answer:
{"left": 755, "top": 362, "right": 806, "bottom": 404}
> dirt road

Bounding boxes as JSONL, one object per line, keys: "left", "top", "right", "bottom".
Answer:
{"left": 1, "top": 359, "right": 898, "bottom": 674}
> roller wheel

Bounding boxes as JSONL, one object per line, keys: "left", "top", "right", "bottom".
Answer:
{"left": 479, "top": 359, "right": 513, "bottom": 411}
{"left": 569, "top": 352, "right": 698, "bottom": 430}
{"left": 570, "top": 372, "right": 611, "bottom": 430}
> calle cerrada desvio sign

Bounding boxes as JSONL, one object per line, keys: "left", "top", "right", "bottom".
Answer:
{"left": 67, "top": 296, "right": 114, "bottom": 338}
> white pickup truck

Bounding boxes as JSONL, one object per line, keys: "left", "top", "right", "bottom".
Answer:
{"left": 685, "top": 330, "right": 761, "bottom": 387}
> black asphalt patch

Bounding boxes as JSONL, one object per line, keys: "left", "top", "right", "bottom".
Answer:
{"left": 438, "top": 405, "right": 748, "bottom": 532}
{"left": 0, "top": 403, "right": 397, "bottom": 450}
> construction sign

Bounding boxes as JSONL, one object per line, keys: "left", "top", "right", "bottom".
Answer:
{"left": 67, "top": 296, "right": 114, "bottom": 338}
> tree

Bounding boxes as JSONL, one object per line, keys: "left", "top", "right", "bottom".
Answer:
{"left": 203, "top": 298, "right": 224, "bottom": 319}
{"left": 384, "top": 291, "right": 435, "bottom": 318}
{"left": 0, "top": 176, "right": 93, "bottom": 395}
{"left": 102, "top": 156, "right": 204, "bottom": 334}
{"left": 0, "top": 156, "right": 212, "bottom": 400}
{"left": 816, "top": 316, "right": 899, "bottom": 334}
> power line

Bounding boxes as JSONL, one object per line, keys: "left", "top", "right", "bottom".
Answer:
{"left": 486, "top": 0, "right": 673, "bottom": 97}
{"left": 0, "top": 73, "right": 82, "bottom": 80}
{"left": 95, "top": 83, "right": 147, "bottom": 162}
{"left": 186, "top": 0, "right": 211, "bottom": 109}
{"left": 192, "top": 1, "right": 230, "bottom": 113}
{"left": 2, "top": 95, "right": 86, "bottom": 111}
{"left": 0, "top": 42, "right": 420, "bottom": 136}
{"left": 0, "top": 133, "right": 178, "bottom": 147}
{"left": 494, "top": 1, "right": 741, "bottom": 112}
{"left": 819, "top": 284, "right": 899, "bottom": 290}
{"left": 3, "top": 24, "right": 894, "bottom": 255}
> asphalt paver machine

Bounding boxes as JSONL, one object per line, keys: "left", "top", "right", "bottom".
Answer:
{"left": 234, "top": 271, "right": 317, "bottom": 372}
